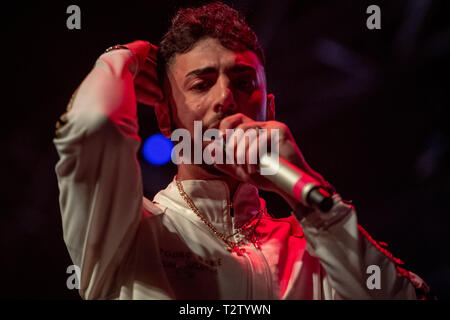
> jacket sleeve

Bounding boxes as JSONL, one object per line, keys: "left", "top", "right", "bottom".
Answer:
{"left": 53, "top": 48, "right": 144, "bottom": 299}
{"left": 296, "top": 194, "right": 431, "bottom": 299}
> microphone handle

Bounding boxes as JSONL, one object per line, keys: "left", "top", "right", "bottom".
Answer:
{"left": 259, "top": 154, "right": 333, "bottom": 212}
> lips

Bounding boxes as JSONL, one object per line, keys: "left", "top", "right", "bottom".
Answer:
{"left": 206, "top": 111, "right": 234, "bottom": 131}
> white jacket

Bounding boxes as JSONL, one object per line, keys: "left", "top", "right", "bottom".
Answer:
{"left": 53, "top": 48, "right": 429, "bottom": 300}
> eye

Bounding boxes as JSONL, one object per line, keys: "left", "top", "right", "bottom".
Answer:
{"left": 190, "top": 80, "right": 212, "bottom": 92}
{"left": 234, "top": 78, "right": 256, "bottom": 92}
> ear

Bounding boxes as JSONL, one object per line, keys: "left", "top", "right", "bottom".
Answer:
{"left": 155, "top": 102, "right": 173, "bottom": 138}
{"left": 266, "top": 93, "right": 275, "bottom": 121}
{"left": 155, "top": 80, "right": 174, "bottom": 138}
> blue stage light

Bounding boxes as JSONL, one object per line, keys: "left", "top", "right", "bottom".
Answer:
{"left": 142, "top": 134, "right": 174, "bottom": 165}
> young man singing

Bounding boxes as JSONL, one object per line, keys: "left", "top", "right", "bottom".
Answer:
{"left": 54, "top": 2, "right": 429, "bottom": 299}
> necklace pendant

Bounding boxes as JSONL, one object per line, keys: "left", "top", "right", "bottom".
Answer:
{"left": 229, "top": 243, "right": 243, "bottom": 256}
{"left": 253, "top": 239, "right": 261, "bottom": 250}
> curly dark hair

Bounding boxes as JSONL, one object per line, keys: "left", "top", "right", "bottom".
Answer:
{"left": 158, "top": 1, "right": 265, "bottom": 71}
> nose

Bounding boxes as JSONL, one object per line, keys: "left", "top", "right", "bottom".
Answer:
{"left": 213, "top": 76, "right": 236, "bottom": 114}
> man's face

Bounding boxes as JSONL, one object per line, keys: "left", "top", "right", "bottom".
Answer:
{"left": 165, "top": 37, "right": 269, "bottom": 135}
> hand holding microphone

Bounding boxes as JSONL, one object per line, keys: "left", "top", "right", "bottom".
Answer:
{"left": 213, "top": 113, "right": 334, "bottom": 213}
{"left": 259, "top": 153, "right": 334, "bottom": 212}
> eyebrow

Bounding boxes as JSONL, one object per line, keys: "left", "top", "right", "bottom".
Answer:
{"left": 228, "top": 64, "right": 256, "bottom": 74}
{"left": 185, "top": 64, "right": 256, "bottom": 79}
{"left": 185, "top": 67, "right": 217, "bottom": 78}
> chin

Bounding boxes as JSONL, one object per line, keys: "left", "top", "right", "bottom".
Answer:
{"left": 199, "top": 163, "right": 228, "bottom": 178}
{"left": 202, "top": 164, "right": 227, "bottom": 176}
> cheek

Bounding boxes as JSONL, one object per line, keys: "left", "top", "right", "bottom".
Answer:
{"left": 237, "top": 89, "right": 266, "bottom": 121}
{"left": 167, "top": 74, "right": 209, "bottom": 130}
{"left": 174, "top": 94, "right": 210, "bottom": 131}
{"left": 185, "top": 95, "right": 211, "bottom": 122}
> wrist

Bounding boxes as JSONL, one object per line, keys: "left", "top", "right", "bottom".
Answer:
{"left": 101, "top": 45, "right": 139, "bottom": 77}
{"left": 274, "top": 176, "right": 336, "bottom": 215}
{"left": 101, "top": 41, "right": 151, "bottom": 78}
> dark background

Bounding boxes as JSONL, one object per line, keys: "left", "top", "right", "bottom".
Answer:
{"left": 1, "top": 0, "right": 449, "bottom": 299}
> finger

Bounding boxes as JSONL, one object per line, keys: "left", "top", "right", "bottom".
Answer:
{"left": 125, "top": 41, "right": 150, "bottom": 59}
{"left": 237, "top": 128, "right": 268, "bottom": 176}
{"left": 250, "top": 129, "right": 269, "bottom": 174}
{"left": 135, "top": 87, "right": 164, "bottom": 106}
{"left": 134, "top": 74, "right": 163, "bottom": 97}
{"left": 234, "top": 121, "right": 266, "bottom": 131}
{"left": 135, "top": 84, "right": 164, "bottom": 106}
{"left": 136, "top": 59, "right": 159, "bottom": 81}
{"left": 134, "top": 75, "right": 163, "bottom": 98}
{"left": 147, "top": 43, "right": 158, "bottom": 61}
{"left": 134, "top": 76, "right": 162, "bottom": 99}
{"left": 218, "top": 113, "right": 252, "bottom": 134}
{"left": 237, "top": 123, "right": 282, "bottom": 156}
{"left": 234, "top": 130, "right": 249, "bottom": 166}
{"left": 221, "top": 128, "right": 253, "bottom": 178}
{"left": 123, "top": 41, "right": 153, "bottom": 71}
{"left": 243, "top": 129, "right": 260, "bottom": 175}
{"left": 141, "top": 57, "right": 158, "bottom": 72}
{"left": 223, "top": 123, "right": 260, "bottom": 164}
{"left": 230, "top": 123, "right": 265, "bottom": 150}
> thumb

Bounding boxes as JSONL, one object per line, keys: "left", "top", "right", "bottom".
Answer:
{"left": 124, "top": 40, "right": 152, "bottom": 65}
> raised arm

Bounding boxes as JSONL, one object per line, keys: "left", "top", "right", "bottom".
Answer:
{"left": 53, "top": 41, "right": 162, "bottom": 299}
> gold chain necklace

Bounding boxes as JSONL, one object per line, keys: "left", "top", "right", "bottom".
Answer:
{"left": 175, "top": 178, "right": 263, "bottom": 255}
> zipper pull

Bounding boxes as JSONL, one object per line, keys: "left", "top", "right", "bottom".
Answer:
{"left": 253, "top": 237, "right": 261, "bottom": 250}
{"left": 228, "top": 202, "right": 234, "bottom": 217}
{"left": 229, "top": 243, "right": 243, "bottom": 256}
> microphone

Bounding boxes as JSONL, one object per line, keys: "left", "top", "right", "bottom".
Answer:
{"left": 259, "top": 153, "right": 334, "bottom": 212}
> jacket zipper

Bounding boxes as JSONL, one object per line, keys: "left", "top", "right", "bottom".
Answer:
{"left": 254, "top": 243, "right": 275, "bottom": 299}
